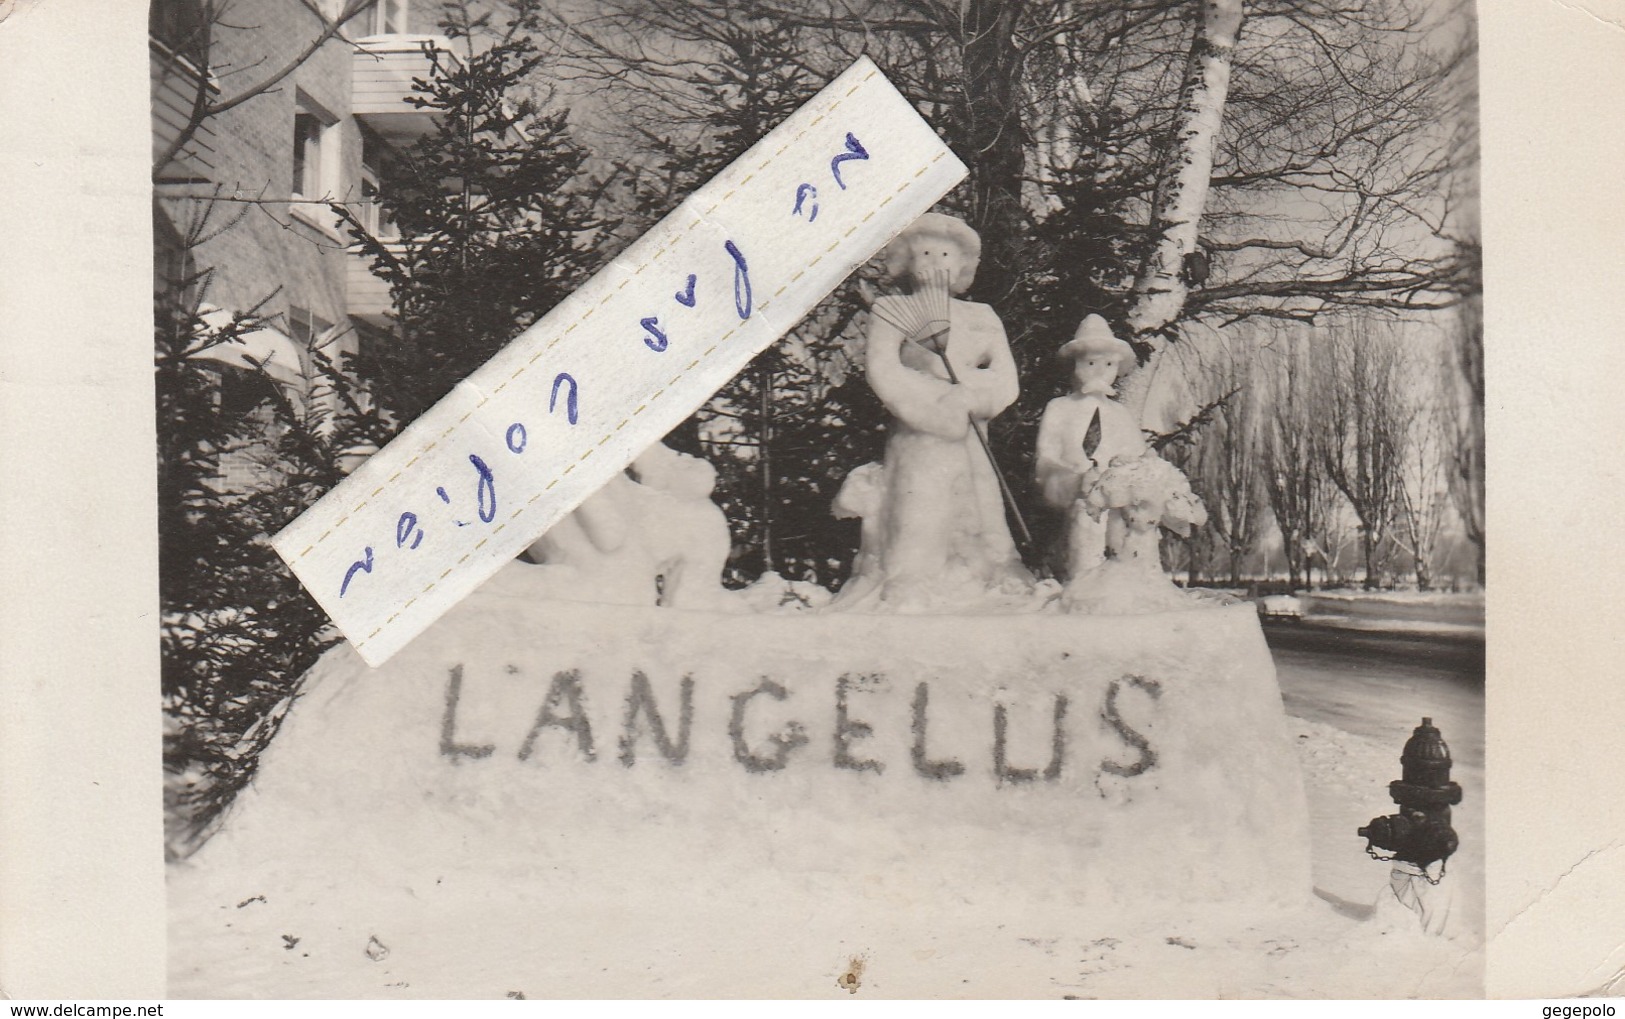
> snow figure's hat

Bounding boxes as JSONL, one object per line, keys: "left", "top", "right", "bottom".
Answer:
{"left": 1058, "top": 314, "right": 1136, "bottom": 378}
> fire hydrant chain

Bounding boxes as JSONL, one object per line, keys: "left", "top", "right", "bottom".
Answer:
{"left": 1363, "top": 846, "right": 1449, "bottom": 886}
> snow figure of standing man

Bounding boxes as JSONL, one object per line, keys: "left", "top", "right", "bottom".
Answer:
{"left": 1036, "top": 314, "right": 1207, "bottom": 613}
{"left": 830, "top": 213, "right": 1033, "bottom": 611}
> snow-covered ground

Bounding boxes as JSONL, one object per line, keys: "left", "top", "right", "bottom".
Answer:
{"left": 167, "top": 583, "right": 1483, "bottom": 999}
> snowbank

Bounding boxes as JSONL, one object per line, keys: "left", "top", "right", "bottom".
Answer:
{"left": 171, "top": 564, "right": 1474, "bottom": 998}
{"left": 1300, "top": 591, "right": 1485, "bottom": 630}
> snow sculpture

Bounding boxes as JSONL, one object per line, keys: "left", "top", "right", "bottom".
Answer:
{"left": 516, "top": 441, "right": 732, "bottom": 610}
{"left": 830, "top": 213, "right": 1033, "bottom": 611}
{"left": 1036, "top": 314, "right": 1207, "bottom": 612}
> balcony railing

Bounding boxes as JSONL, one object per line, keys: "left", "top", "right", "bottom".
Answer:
{"left": 352, "top": 35, "right": 461, "bottom": 144}
{"left": 346, "top": 240, "right": 406, "bottom": 329}
{"left": 151, "top": 40, "right": 218, "bottom": 181}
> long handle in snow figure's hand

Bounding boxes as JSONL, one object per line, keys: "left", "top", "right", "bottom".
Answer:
{"left": 271, "top": 57, "right": 968, "bottom": 667}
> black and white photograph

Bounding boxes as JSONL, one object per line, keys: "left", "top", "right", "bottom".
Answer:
{"left": 9, "top": 0, "right": 1622, "bottom": 1005}
{"left": 142, "top": 0, "right": 1491, "bottom": 998}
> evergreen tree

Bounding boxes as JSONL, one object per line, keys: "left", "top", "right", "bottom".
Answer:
{"left": 582, "top": 9, "right": 871, "bottom": 586}
{"left": 989, "top": 102, "right": 1148, "bottom": 575}
{"left": 345, "top": 0, "right": 609, "bottom": 423}
{"left": 156, "top": 236, "right": 387, "bottom": 851}
{"left": 160, "top": 2, "right": 611, "bottom": 849}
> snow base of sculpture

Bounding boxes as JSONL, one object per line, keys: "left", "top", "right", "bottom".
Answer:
{"left": 171, "top": 571, "right": 1312, "bottom": 994}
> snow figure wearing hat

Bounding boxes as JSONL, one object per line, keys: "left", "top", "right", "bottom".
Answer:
{"left": 1036, "top": 315, "right": 1148, "bottom": 577}
{"left": 831, "top": 212, "right": 1032, "bottom": 610}
{"left": 1036, "top": 315, "right": 1207, "bottom": 612}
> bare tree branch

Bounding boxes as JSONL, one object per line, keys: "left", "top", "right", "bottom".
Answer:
{"left": 155, "top": 0, "right": 380, "bottom": 180}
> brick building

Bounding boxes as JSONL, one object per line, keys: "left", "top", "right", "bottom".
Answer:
{"left": 152, "top": 0, "right": 453, "bottom": 486}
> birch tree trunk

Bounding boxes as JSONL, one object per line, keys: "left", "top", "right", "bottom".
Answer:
{"left": 1027, "top": 2, "right": 1093, "bottom": 217}
{"left": 1120, "top": 0, "right": 1245, "bottom": 424}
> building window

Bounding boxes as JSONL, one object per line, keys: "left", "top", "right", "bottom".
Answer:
{"left": 360, "top": 132, "right": 399, "bottom": 240}
{"left": 289, "top": 305, "right": 335, "bottom": 354}
{"left": 292, "top": 109, "right": 333, "bottom": 200}
{"left": 291, "top": 96, "right": 343, "bottom": 236}
{"left": 372, "top": 0, "right": 408, "bottom": 35}
{"left": 218, "top": 364, "right": 278, "bottom": 419}
{"left": 356, "top": 322, "right": 392, "bottom": 365}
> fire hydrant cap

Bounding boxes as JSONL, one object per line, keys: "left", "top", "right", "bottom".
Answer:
{"left": 1402, "top": 717, "right": 1452, "bottom": 768}
{"left": 1395, "top": 717, "right": 1461, "bottom": 802}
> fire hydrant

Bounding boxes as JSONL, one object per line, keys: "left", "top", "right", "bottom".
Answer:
{"left": 1358, "top": 717, "right": 1462, "bottom": 934}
